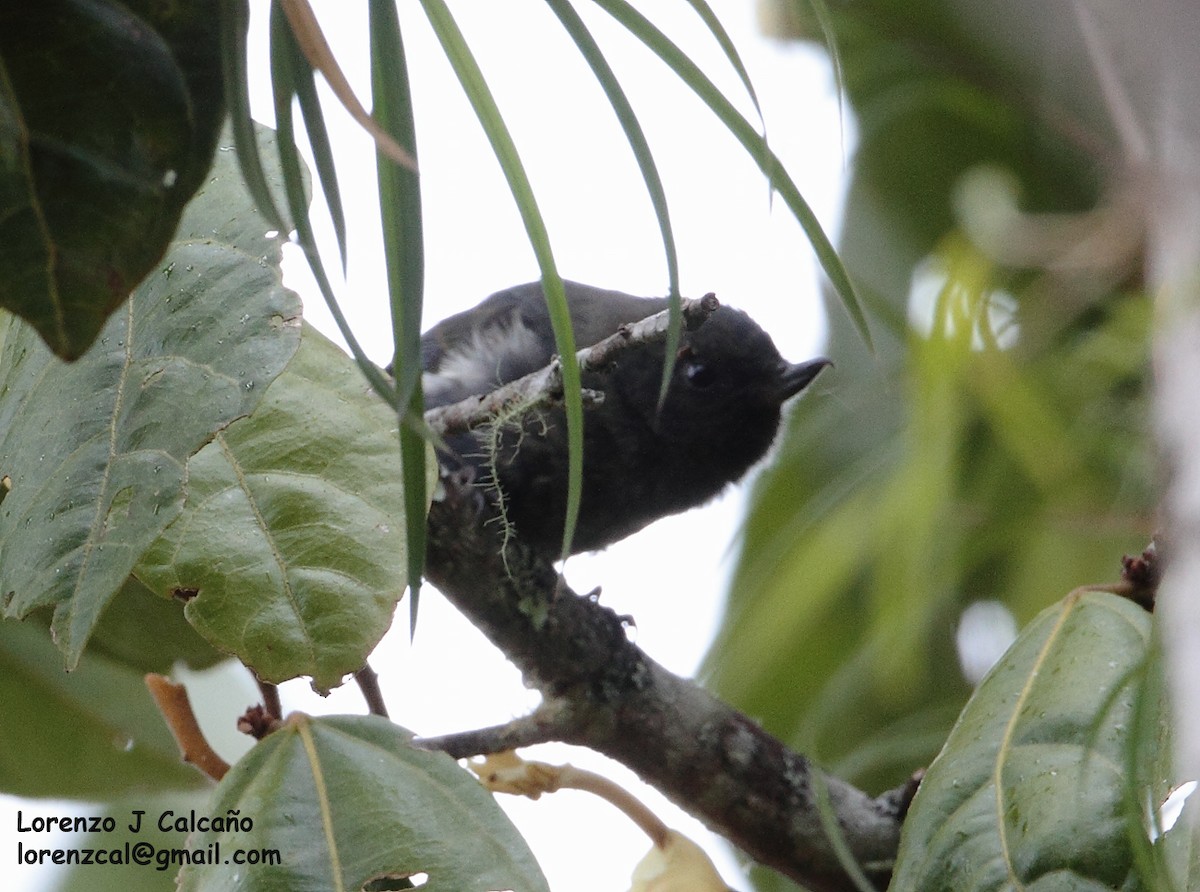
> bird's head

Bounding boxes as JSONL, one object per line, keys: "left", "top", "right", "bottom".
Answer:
{"left": 616, "top": 305, "right": 829, "bottom": 466}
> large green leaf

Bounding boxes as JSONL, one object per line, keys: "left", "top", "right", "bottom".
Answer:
{"left": 891, "top": 591, "right": 1155, "bottom": 891}
{"left": 0, "top": 126, "right": 302, "bottom": 667}
{"left": 177, "top": 715, "right": 549, "bottom": 892}
{"left": 0, "top": 618, "right": 210, "bottom": 798}
{"left": 0, "top": 1, "right": 228, "bottom": 359}
{"left": 136, "top": 324, "right": 431, "bottom": 693}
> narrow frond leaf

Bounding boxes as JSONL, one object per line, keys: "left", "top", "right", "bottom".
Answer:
{"left": 219, "top": 0, "right": 287, "bottom": 230}
{"left": 796, "top": 0, "right": 848, "bottom": 152}
{"left": 370, "top": 0, "right": 428, "bottom": 634}
{"left": 418, "top": 0, "right": 581, "bottom": 559}
{"left": 595, "top": 0, "right": 873, "bottom": 349}
{"left": 544, "top": 0, "right": 682, "bottom": 405}
{"left": 290, "top": 44, "right": 348, "bottom": 270}
{"left": 269, "top": 3, "right": 396, "bottom": 403}
{"left": 278, "top": 0, "right": 418, "bottom": 170}
{"left": 684, "top": 0, "right": 767, "bottom": 135}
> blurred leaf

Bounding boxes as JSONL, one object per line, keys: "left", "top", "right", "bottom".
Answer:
{"left": 1158, "top": 788, "right": 1200, "bottom": 892}
{"left": 787, "top": 0, "right": 1105, "bottom": 367}
{"left": 43, "top": 790, "right": 212, "bottom": 892}
{"left": 136, "top": 324, "right": 435, "bottom": 693}
{"left": 177, "top": 714, "right": 549, "bottom": 892}
{"left": 86, "top": 576, "right": 226, "bottom": 674}
{"left": 714, "top": 245, "right": 1151, "bottom": 819}
{"left": 0, "top": 0, "right": 226, "bottom": 359}
{"left": 1131, "top": 638, "right": 1191, "bottom": 892}
{"left": 891, "top": 591, "right": 1154, "bottom": 891}
{"left": 0, "top": 618, "right": 209, "bottom": 798}
{"left": 0, "top": 125, "right": 302, "bottom": 668}
{"left": 711, "top": 5, "right": 1154, "bottom": 846}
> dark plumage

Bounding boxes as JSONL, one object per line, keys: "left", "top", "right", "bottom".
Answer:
{"left": 423, "top": 281, "right": 828, "bottom": 554}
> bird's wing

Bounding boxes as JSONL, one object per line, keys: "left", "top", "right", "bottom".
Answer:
{"left": 421, "top": 282, "right": 668, "bottom": 408}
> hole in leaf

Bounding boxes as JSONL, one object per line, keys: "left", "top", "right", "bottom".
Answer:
{"left": 361, "top": 871, "right": 428, "bottom": 890}
{"left": 1153, "top": 780, "right": 1198, "bottom": 840}
{"left": 955, "top": 600, "right": 1018, "bottom": 685}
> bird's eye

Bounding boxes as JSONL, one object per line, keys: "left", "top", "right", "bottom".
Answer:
{"left": 684, "top": 359, "right": 716, "bottom": 388}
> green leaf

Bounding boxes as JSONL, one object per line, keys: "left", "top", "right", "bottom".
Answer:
{"left": 0, "top": 618, "right": 210, "bottom": 798}
{"left": 683, "top": 0, "right": 767, "bottom": 136}
{"left": 85, "top": 576, "right": 226, "bottom": 674}
{"left": 0, "top": 126, "right": 302, "bottom": 667}
{"left": 0, "top": 0, "right": 226, "bottom": 359}
{"left": 369, "top": 0, "right": 428, "bottom": 635}
{"left": 891, "top": 591, "right": 1153, "bottom": 891}
{"left": 136, "top": 324, "right": 434, "bottom": 693}
{"left": 290, "top": 34, "right": 349, "bottom": 271}
{"left": 177, "top": 714, "right": 549, "bottom": 892}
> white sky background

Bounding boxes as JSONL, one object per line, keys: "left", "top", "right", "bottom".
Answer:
{"left": 4, "top": 2, "right": 850, "bottom": 890}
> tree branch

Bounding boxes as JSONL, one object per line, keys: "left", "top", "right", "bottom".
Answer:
{"left": 424, "top": 293, "right": 719, "bottom": 437}
{"left": 419, "top": 469, "right": 904, "bottom": 892}
{"left": 416, "top": 709, "right": 570, "bottom": 755}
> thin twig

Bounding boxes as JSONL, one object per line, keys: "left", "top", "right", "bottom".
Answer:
{"left": 469, "top": 751, "right": 670, "bottom": 848}
{"left": 354, "top": 662, "right": 389, "bottom": 717}
{"left": 145, "top": 674, "right": 230, "bottom": 782}
{"left": 415, "top": 707, "right": 570, "bottom": 756}
{"left": 257, "top": 678, "right": 282, "bottom": 720}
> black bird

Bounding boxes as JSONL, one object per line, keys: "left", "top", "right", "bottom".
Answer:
{"left": 422, "top": 281, "right": 829, "bottom": 555}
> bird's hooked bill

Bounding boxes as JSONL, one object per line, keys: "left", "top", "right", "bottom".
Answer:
{"left": 776, "top": 357, "right": 832, "bottom": 402}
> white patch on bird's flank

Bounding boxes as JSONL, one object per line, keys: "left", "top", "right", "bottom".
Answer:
{"left": 424, "top": 318, "right": 543, "bottom": 405}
